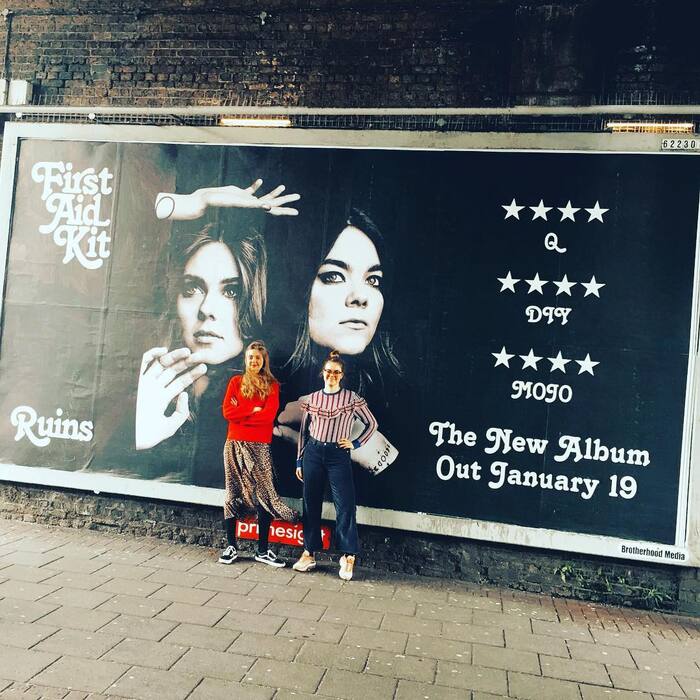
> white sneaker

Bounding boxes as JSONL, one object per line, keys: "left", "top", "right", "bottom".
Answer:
{"left": 255, "top": 550, "right": 286, "bottom": 568}
{"left": 218, "top": 545, "right": 238, "bottom": 564}
{"left": 339, "top": 554, "right": 355, "bottom": 581}
{"left": 292, "top": 551, "right": 317, "bottom": 572}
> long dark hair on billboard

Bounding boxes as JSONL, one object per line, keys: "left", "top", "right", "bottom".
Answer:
{"left": 286, "top": 207, "right": 401, "bottom": 397}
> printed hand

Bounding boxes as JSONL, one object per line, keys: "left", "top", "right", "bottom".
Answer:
{"left": 155, "top": 180, "right": 301, "bottom": 220}
{"left": 135, "top": 346, "right": 207, "bottom": 450}
{"left": 273, "top": 396, "right": 308, "bottom": 444}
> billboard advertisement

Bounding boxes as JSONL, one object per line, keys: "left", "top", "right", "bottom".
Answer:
{"left": 0, "top": 124, "right": 698, "bottom": 564}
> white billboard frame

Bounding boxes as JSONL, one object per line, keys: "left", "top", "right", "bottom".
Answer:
{"left": 0, "top": 121, "right": 698, "bottom": 567}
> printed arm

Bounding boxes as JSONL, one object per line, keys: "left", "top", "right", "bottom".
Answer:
{"left": 222, "top": 378, "right": 255, "bottom": 422}
{"left": 351, "top": 398, "right": 378, "bottom": 449}
{"left": 245, "top": 383, "right": 280, "bottom": 425}
{"left": 296, "top": 409, "right": 311, "bottom": 468}
{"left": 155, "top": 181, "right": 300, "bottom": 221}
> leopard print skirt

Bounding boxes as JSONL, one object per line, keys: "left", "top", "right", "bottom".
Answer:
{"left": 223, "top": 439, "right": 297, "bottom": 522}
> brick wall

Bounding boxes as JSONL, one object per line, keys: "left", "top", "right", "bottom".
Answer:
{"left": 0, "top": 0, "right": 694, "bottom": 107}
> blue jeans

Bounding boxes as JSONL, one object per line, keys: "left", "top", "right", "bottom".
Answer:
{"left": 302, "top": 439, "right": 360, "bottom": 555}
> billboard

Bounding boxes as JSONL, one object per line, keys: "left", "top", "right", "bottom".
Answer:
{"left": 0, "top": 124, "right": 698, "bottom": 565}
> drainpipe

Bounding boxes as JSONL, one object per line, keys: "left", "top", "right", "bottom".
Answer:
{"left": 1, "top": 8, "right": 13, "bottom": 106}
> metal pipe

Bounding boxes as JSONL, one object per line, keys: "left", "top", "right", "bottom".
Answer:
{"left": 4, "top": 104, "right": 700, "bottom": 117}
{"left": 1, "top": 9, "right": 12, "bottom": 106}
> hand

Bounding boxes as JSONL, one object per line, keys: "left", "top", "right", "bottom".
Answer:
{"left": 252, "top": 406, "right": 262, "bottom": 413}
{"left": 338, "top": 437, "right": 353, "bottom": 450}
{"left": 230, "top": 396, "right": 238, "bottom": 406}
{"left": 295, "top": 467, "right": 303, "bottom": 482}
{"left": 156, "top": 180, "right": 301, "bottom": 220}
{"left": 273, "top": 396, "right": 308, "bottom": 444}
{"left": 135, "top": 346, "right": 207, "bottom": 450}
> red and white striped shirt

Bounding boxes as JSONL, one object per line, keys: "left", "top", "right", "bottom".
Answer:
{"left": 296, "top": 388, "right": 378, "bottom": 465}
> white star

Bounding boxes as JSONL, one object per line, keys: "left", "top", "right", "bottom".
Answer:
{"left": 548, "top": 351, "right": 571, "bottom": 373}
{"left": 585, "top": 201, "right": 609, "bottom": 223}
{"left": 502, "top": 198, "right": 525, "bottom": 220}
{"left": 581, "top": 275, "right": 605, "bottom": 298}
{"left": 557, "top": 200, "right": 580, "bottom": 222}
{"left": 530, "top": 200, "right": 552, "bottom": 221}
{"left": 576, "top": 353, "right": 600, "bottom": 376}
{"left": 519, "top": 349, "right": 542, "bottom": 371}
{"left": 525, "top": 273, "right": 548, "bottom": 294}
{"left": 492, "top": 346, "right": 514, "bottom": 368}
{"left": 497, "top": 271, "right": 520, "bottom": 293}
{"left": 552, "top": 274, "right": 576, "bottom": 296}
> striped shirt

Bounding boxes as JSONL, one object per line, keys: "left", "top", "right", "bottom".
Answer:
{"left": 296, "top": 388, "right": 378, "bottom": 466}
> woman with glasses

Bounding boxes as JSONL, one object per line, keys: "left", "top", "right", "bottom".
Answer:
{"left": 292, "top": 350, "right": 377, "bottom": 581}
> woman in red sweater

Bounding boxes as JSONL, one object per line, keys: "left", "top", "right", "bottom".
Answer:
{"left": 220, "top": 340, "right": 297, "bottom": 567}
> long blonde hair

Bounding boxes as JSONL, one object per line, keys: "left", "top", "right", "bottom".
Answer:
{"left": 240, "top": 340, "right": 277, "bottom": 399}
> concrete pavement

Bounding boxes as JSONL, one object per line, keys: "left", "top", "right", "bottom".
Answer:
{"left": 0, "top": 518, "right": 699, "bottom": 699}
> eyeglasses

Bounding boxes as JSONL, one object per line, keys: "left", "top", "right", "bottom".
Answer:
{"left": 323, "top": 369, "right": 343, "bottom": 376}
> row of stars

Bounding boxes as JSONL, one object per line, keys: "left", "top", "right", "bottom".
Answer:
{"left": 498, "top": 272, "right": 605, "bottom": 297}
{"left": 502, "top": 199, "right": 609, "bottom": 223}
{"left": 492, "top": 347, "right": 600, "bottom": 375}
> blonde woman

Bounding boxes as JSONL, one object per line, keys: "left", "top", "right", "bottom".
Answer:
{"left": 220, "top": 340, "right": 298, "bottom": 566}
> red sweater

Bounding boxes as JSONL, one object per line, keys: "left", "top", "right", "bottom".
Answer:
{"left": 222, "top": 375, "right": 280, "bottom": 443}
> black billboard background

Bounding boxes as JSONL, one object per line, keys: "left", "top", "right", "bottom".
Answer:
{"left": 0, "top": 138, "right": 697, "bottom": 546}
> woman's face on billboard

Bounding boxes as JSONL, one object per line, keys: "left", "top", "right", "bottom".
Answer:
{"left": 308, "top": 225, "right": 384, "bottom": 356}
{"left": 177, "top": 241, "right": 244, "bottom": 365}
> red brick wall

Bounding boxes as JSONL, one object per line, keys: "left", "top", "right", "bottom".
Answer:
{"left": 0, "top": 0, "right": 695, "bottom": 107}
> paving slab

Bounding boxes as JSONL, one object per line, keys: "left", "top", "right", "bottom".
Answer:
{"left": 96, "top": 578, "right": 164, "bottom": 598}
{"left": 0, "top": 597, "right": 60, "bottom": 623}
{"left": 156, "top": 602, "right": 227, "bottom": 627}
{"left": 161, "top": 622, "right": 239, "bottom": 651}
{"left": 0, "top": 646, "right": 60, "bottom": 682}
{"left": 170, "top": 646, "right": 255, "bottom": 681}
{"left": 38, "top": 606, "right": 118, "bottom": 633}
{"left": 243, "top": 658, "right": 325, "bottom": 693}
{"left": 204, "top": 591, "right": 270, "bottom": 613}
{"left": 317, "top": 667, "right": 397, "bottom": 699}
{"left": 341, "top": 625, "right": 408, "bottom": 653}
{"left": 295, "top": 640, "right": 369, "bottom": 672}
{"left": 0, "top": 621, "right": 59, "bottom": 649}
{"left": 102, "top": 638, "right": 188, "bottom": 669}
{"left": 508, "top": 671, "right": 581, "bottom": 700}
{"left": 41, "top": 587, "right": 114, "bottom": 610}
{"left": 381, "top": 612, "right": 443, "bottom": 636}
{"left": 105, "top": 665, "right": 200, "bottom": 700}
{"left": 99, "top": 614, "right": 178, "bottom": 641}
{"left": 607, "top": 666, "right": 685, "bottom": 696}
{"left": 216, "top": 610, "right": 286, "bottom": 635}
{"left": 34, "top": 628, "right": 124, "bottom": 659}
{"left": 228, "top": 631, "right": 303, "bottom": 661}
{"left": 434, "top": 660, "right": 508, "bottom": 695}
{"left": 540, "top": 654, "right": 611, "bottom": 685}
{"left": 406, "top": 634, "right": 471, "bottom": 663}
{"left": 567, "top": 639, "right": 636, "bottom": 667}
{"left": 0, "top": 580, "right": 61, "bottom": 601}
{"left": 187, "top": 677, "right": 274, "bottom": 700}
{"left": 365, "top": 649, "right": 437, "bottom": 682}
{"left": 396, "top": 678, "right": 474, "bottom": 699}
{"left": 322, "top": 604, "right": 383, "bottom": 630}
{"left": 31, "top": 657, "right": 129, "bottom": 694}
